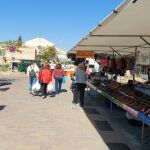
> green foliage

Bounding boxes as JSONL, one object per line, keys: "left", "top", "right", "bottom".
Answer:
{"left": 0, "top": 64, "right": 9, "bottom": 72}
{"left": 17, "top": 35, "right": 22, "bottom": 47}
{"left": 0, "top": 35, "right": 23, "bottom": 52}
{"left": 37, "top": 46, "right": 59, "bottom": 64}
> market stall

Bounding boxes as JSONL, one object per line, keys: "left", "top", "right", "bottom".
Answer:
{"left": 68, "top": 0, "right": 150, "bottom": 144}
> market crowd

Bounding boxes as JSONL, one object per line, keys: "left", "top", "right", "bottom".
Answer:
{"left": 27, "top": 61, "right": 66, "bottom": 99}
{"left": 26, "top": 61, "right": 87, "bottom": 108}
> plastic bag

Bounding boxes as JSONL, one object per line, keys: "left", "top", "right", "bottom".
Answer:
{"left": 32, "top": 81, "right": 41, "bottom": 91}
{"left": 47, "top": 82, "right": 53, "bottom": 92}
{"left": 62, "top": 76, "right": 67, "bottom": 84}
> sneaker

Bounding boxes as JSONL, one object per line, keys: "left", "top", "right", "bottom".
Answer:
{"left": 42, "top": 96, "right": 46, "bottom": 99}
{"left": 79, "top": 104, "right": 84, "bottom": 108}
{"left": 30, "top": 92, "right": 35, "bottom": 96}
{"left": 71, "top": 104, "right": 76, "bottom": 109}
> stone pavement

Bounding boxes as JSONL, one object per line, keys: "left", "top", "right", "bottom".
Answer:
{"left": 0, "top": 73, "right": 109, "bottom": 150}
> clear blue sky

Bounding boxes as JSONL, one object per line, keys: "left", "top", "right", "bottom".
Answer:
{"left": 0, "top": 0, "right": 123, "bottom": 51}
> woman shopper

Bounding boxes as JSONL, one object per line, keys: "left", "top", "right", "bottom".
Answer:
{"left": 75, "top": 63, "right": 87, "bottom": 107}
{"left": 53, "top": 64, "right": 64, "bottom": 94}
{"left": 38, "top": 63, "right": 52, "bottom": 99}
{"left": 27, "top": 61, "right": 39, "bottom": 94}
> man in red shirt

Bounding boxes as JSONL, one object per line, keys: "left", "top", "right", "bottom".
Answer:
{"left": 38, "top": 63, "right": 52, "bottom": 98}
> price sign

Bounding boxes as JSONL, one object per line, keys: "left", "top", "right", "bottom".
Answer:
{"left": 76, "top": 51, "right": 95, "bottom": 58}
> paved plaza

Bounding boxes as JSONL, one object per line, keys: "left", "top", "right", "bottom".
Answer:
{"left": 0, "top": 72, "right": 145, "bottom": 150}
{"left": 0, "top": 73, "right": 109, "bottom": 150}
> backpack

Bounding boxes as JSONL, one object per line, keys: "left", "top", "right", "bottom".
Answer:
{"left": 29, "top": 66, "right": 36, "bottom": 79}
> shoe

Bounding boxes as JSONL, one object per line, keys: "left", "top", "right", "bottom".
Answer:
{"left": 42, "top": 96, "right": 46, "bottom": 99}
{"left": 76, "top": 103, "right": 80, "bottom": 106}
{"left": 71, "top": 104, "right": 76, "bottom": 109}
{"left": 30, "top": 92, "right": 35, "bottom": 96}
{"left": 80, "top": 104, "right": 84, "bottom": 107}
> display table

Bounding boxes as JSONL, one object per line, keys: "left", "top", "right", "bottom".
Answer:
{"left": 86, "top": 80, "right": 150, "bottom": 143}
{"left": 86, "top": 81, "right": 150, "bottom": 126}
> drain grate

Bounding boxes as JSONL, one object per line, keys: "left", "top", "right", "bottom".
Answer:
{"left": 107, "top": 143, "right": 131, "bottom": 150}
{"left": 94, "top": 121, "right": 114, "bottom": 131}
{"left": 84, "top": 108, "right": 100, "bottom": 114}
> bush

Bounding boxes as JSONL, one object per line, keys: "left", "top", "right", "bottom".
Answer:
{"left": 0, "top": 65, "right": 9, "bottom": 72}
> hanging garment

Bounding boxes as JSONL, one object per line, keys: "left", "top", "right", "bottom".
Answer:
{"left": 101, "top": 58, "right": 108, "bottom": 67}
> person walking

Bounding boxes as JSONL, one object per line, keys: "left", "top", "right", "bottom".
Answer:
{"left": 38, "top": 63, "right": 52, "bottom": 99}
{"left": 70, "top": 64, "right": 78, "bottom": 109}
{"left": 53, "top": 64, "right": 64, "bottom": 94}
{"left": 75, "top": 63, "right": 87, "bottom": 107}
{"left": 27, "top": 61, "right": 39, "bottom": 94}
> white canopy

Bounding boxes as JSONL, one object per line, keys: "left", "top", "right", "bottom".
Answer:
{"left": 69, "top": 0, "right": 150, "bottom": 56}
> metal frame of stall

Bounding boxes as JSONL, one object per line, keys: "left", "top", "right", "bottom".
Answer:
{"left": 86, "top": 79, "right": 150, "bottom": 144}
{"left": 76, "top": 35, "right": 150, "bottom": 144}
{"left": 68, "top": 0, "right": 150, "bottom": 144}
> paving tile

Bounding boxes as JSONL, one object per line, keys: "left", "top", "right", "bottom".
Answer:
{"left": 94, "top": 121, "right": 114, "bottom": 131}
{"left": 84, "top": 101, "right": 93, "bottom": 106}
{"left": 84, "top": 108, "right": 100, "bottom": 115}
{"left": 107, "top": 143, "right": 131, "bottom": 150}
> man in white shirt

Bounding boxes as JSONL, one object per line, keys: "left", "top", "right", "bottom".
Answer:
{"left": 27, "top": 61, "right": 39, "bottom": 94}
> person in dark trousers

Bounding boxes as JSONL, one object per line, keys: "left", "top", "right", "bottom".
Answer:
{"left": 53, "top": 64, "right": 64, "bottom": 94}
{"left": 27, "top": 61, "right": 39, "bottom": 94}
{"left": 75, "top": 63, "right": 87, "bottom": 107}
{"left": 38, "top": 63, "right": 52, "bottom": 99}
{"left": 71, "top": 72, "right": 78, "bottom": 109}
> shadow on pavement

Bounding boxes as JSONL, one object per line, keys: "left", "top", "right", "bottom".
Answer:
{"left": 82, "top": 91, "right": 132, "bottom": 150}
{"left": 0, "top": 79, "right": 13, "bottom": 87}
{"left": 61, "top": 89, "right": 67, "bottom": 93}
{"left": 0, "top": 87, "right": 10, "bottom": 92}
{"left": 0, "top": 105, "right": 6, "bottom": 111}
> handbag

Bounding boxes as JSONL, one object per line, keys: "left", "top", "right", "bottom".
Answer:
{"left": 32, "top": 81, "right": 41, "bottom": 91}
{"left": 62, "top": 76, "right": 67, "bottom": 84}
{"left": 47, "top": 82, "right": 53, "bottom": 92}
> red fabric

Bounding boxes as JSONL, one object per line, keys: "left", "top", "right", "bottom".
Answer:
{"left": 38, "top": 67, "right": 52, "bottom": 84}
{"left": 53, "top": 69, "right": 64, "bottom": 78}
{"left": 86, "top": 68, "right": 91, "bottom": 75}
{"left": 101, "top": 58, "right": 108, "bottom": 67}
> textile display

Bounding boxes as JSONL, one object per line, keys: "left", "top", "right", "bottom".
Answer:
{"left": 136, "top": 50, "right": 150, "bottom": 65}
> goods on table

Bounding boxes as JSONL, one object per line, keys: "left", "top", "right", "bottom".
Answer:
{"left": 89, "top": 79, "right": 150, "bottom": 117}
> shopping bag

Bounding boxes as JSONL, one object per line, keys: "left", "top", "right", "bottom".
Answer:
{"left": 47, "top": 82, "right": 53, "bottom": 92}
{"left": 32, "top": 81, "right": 41, "bottom": 91}
{"left": 62, "top": 76, "right": 67, "bottom": 84}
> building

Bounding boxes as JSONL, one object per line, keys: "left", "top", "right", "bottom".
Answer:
{"left": 0, "top": 37, "right": 67, "bottom": 66}
{"left": 25, "top": 38, "right": 67, "bottom": 62}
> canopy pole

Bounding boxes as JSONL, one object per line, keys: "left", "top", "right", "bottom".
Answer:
{"left": 133, "top": 47, "right": 138, "bottom": 81}
{"left": 113, "top": 51, "right": 115, "bottom": 58}
{"left": 140, "top": 36, "right": 150, "bottom": 46}
{"left": 110, "top": 46, "right": 122, "bottom": 57}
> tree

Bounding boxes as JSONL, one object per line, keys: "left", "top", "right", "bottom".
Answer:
{"left": 37, "top": 46, "right": 59, "bottom": 64}
{"left": 17, "top": 35, "right": 22, "bottom": 47}
{"left": 3, "top": 36, "right": 23, "bottom": 52}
